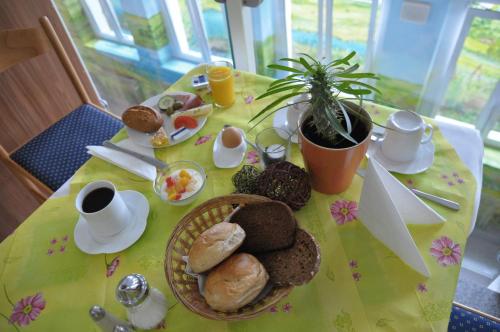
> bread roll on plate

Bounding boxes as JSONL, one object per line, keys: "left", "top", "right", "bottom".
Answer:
{"left": 188, "top": 222, "right": 245, "bottom": 273}
{"left": 204, "top": 253, "right": 269, "bottom": 312}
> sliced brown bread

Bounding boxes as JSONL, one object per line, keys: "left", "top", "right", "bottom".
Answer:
{"left": 257, "top": 228, "right": 320, "bottom": 286}
{"left": 230, "top": 201, "right": 296, "bottom": 254}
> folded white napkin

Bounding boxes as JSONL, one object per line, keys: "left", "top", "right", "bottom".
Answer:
{"left": 358, "top": 158, "right": 445, "bottom": 277}
{"left": 86, "top": 139, "right": 156, "bottom": 181}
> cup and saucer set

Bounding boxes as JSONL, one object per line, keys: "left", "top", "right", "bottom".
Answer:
{"left": 368, "top": 110, "right": 435, "bottom": 174}
{"left": 74, "top": 180, "right": 149, "bottom": 254}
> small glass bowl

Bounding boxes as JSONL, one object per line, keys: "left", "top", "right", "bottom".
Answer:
{"left": 154, "top": 160, "right": 207, "bottom": 206}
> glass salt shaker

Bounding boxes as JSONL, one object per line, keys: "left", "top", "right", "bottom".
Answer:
{"left": 116, "top": 274, "right": 167, "bottom": 330}
{"left": 89, "top": 305, "right": 133, "bottom": 332}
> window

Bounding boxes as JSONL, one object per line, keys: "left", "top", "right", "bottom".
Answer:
{"left": 161, "top": 0, "right": 231, "bottom": 63}
{"left": 81, "top": 0, "right": 134, "bottom": 44}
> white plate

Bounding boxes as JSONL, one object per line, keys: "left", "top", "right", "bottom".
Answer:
{"left": 273, "top": 107, "right": 298, "bottom": 144}
{"left": 125, "top": 92, "right": 208, "bottom": 148}
{"left": 367, "top": 140, "right": 435, "bottom": 174}
{"left": 74, "top": 190, "right": 149, "bottom": 254}
{"left": 213, "top": 128, "right": 247, "bottom": 168}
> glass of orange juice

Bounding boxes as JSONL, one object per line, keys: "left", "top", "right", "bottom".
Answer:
{"left": 207, "top": 61, "right": 235, "bottom": 108}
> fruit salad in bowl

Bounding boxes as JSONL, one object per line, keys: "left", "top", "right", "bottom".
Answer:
{"left": 154, "top": 161, "right": 206, "bottom": 206}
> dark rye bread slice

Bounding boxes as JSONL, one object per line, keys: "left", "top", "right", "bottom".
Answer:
{"left": 230, "top": 201, "right": 296, "bottom": 254}
{"left": 257, "top": 228, "right": 320, "bottom": 286}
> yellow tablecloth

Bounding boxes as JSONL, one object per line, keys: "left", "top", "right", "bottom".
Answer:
{"left": 0, "top": 67, "right": 476, "bottom": 331}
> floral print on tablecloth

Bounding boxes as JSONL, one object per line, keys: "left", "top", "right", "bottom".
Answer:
{"left": 246, "top": 150, "right": 260, "bottom": 164}
{"left": 1, "top": 286, "right": 46, "bottom": 329}
{"left": 105, "top": 255, "right": 120, "bottom": 277}
{"left": 441, "top": 172, "right": 465, "bottom": 186}
{"left": 47, "top": 235, "right": 69, "bottom": 256}
{"left": 430, "top": 236, "right": 461, "bottom": 266}
{"left": 330, "top": 200, "right": 358, "bottom": 225}
{"left": 244, "top": 95, "right": 254, "bottom": 104}
{"left": 195, "top": 134, "right": 212, "bottom": 146}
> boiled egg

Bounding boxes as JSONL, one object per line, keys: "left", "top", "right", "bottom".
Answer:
{"left": 221, "top": 127, "right": 242, "bottom": 148}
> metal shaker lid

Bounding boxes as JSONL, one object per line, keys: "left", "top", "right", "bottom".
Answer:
{"left": 116, "top": 274, "right": 149, "bottom": 307}
{"left": 89, "top": 305, "right": 105, "bottom": 321}
{"left": 114, "top": 324, "right": 134, "bottom": 332}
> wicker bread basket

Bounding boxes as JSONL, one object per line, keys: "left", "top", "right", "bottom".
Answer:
{"left": 164, "top": 194, "right": 294, "bottom": 320}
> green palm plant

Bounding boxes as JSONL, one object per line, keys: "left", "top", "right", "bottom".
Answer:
{"left": 250, "top": 51, "right": 381, "bottom": 145}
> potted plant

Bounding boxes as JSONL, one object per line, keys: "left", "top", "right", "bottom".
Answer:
{"left": 250, "top": 51, "right": 380, "bottom": 194}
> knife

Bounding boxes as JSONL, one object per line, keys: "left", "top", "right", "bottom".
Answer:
{"left": 102, "top": 141, "right": 168, "bottom": 169}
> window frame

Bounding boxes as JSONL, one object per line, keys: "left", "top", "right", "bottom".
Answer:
{"left": 80, "top": 0, "right": 134, "bottom": 45}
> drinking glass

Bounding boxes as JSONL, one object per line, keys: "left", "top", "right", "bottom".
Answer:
{"left": 255, "top": 127, "right": 291, "bottom": 168}
{"left": 207, "top": 61, "right": 235, "bottom": 108}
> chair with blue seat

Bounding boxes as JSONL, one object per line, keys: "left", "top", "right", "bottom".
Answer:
{"left": 448, "top": 302, "right": 500, "bottom": 331}
{"left": 0, "top": 16, "right": 122, "bottom": 202}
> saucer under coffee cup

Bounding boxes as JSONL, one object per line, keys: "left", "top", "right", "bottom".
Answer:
{"left": 380, "top": 110, "right": 433, "bottom": 163}
{"left": 75, "top": 180, "right": 131, "bottom": 242}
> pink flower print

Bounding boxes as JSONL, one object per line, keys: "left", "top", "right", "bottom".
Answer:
{"left": 59, "top": 245, "right": 66, "bottom": 253}
{"left": 50, "top": 238, "right": 57, "bottom": 245}
{"left": 457, "top": 178, "right": 464, "bottom": 184}
{"left": 330, "top": 200, "right": 358, "bottom": 225}
{"left": 269, "top": 305, "right": 278, "bottom": 313}
{"left": 349, "top": 260, "right": 358, "bottom": 269}
{"left": 417, "top": 283, "right": 428, "bottom": 293}
{"left": 352, "top": 272, "right": 362, "bottom": 282}
{"left": 9, "top": 293, "right": 46, "bottom": 326}
{"left": 62, "top": 235, "right": 69, "bottom": 242}
{"left": 448, "top": 181, "right": 455, "bottom": 186}
{"left": 441, "top": 174, "right": 448, "bottom": 179}
{"left": 452, "top": 172, "right": 459, "bottom": 178}
{"left": 430, "top": 236, "right": 461, "bottom": 267}
{"left": 106, "top": 257, "right": 120, "bottom": 277}
{"left": 244, "top": 95, "right": 254, "bottom": 104}
{"left": 246, "top": 150, "right": 260, "bottom": 164}
{"left": 195, "top": 134, "right": 212, "bottom": 146}
{"left": 282, "top": 303, "right": 292, "bottom": 313}
{"left": 47, "top": 248, "right": 54, "bottom": 256}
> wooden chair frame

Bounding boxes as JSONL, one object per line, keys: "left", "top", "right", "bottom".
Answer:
{"left": 453, "top": 301, "right": 500, "bottom": 323}
{"left": 0, "top": 16, "right": 120, "bottom": 203}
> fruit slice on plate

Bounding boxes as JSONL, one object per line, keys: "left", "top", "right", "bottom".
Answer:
{"left": 174, "top": 116, "right": 198, "bottom": 129}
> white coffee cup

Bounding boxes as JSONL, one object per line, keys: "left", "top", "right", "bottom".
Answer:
{"left": 75, "top": 180, "right": 131, "bottom": 242}
{"left": 380, "top": 110, "right": 433, "bottom": 163}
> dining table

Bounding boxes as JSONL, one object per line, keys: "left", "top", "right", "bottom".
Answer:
{"left": 0, "top": 65, "right": 484, "bottom": 331}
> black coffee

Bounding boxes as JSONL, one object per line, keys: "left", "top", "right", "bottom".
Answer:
{"left": 82, "top": 187, "right": 114, "bottom": 213}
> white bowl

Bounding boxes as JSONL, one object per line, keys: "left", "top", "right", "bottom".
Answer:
{"left": 154, "top": 161, "right": 206, "bottom": 206}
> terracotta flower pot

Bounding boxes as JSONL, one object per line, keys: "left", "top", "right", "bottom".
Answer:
{"left": 298, "top": 102, "right": 372, "bottom": 194}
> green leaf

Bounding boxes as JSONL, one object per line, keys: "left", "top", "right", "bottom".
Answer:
{"left": 268, "top": 79, "right": 304, "bottom": 90}
{"left": 334, "top": 84, "right": 372, "bottom": 95}
{"left": 333, "top": 64, "right": 359, "bottom": 75}
{"left": 333, "top": 98, "right": 352, "bottom": 134}
{"left": 297, "top": 53, "right": 320, "bottom": 65}
{"left": 249, "top": 91, "right": 304, "bottom": 123}
{"left": 279, "top": 57, "right": 303, "bottom": 65}
{"left": 322, "top": 104, "right": 357, "bottom": 144}
{"left": 299, "top": 57, "right": 314, "bottom": 72}
{"left": 335, "top": 72, "right": 379, "bottom": 79}
{"left": 329, "top": 51, "right": 356, "bottom": 67}
{"left": 339, "top": 80, "right": 382, "bottom": 94}
{"left": 269, "top": 74, "right": 303, "bottom": 87}
{"left": 256, "top": 84, "right": 306, "bottom": 100}
{"left": 267, "top": 64, "right": 304, "bottom": 74}
{"left": 339, "top": 51, "right": 356, "bottom": 65}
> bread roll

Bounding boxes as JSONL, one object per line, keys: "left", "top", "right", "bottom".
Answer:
{"left": 122, "top": 105, "right": 163, "bottom": 133}
{"left": 188, "top": 222, "right": 245, "bottom": 273}
{"left": 204, "top": 253, "right": 269, "bottom": 312}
